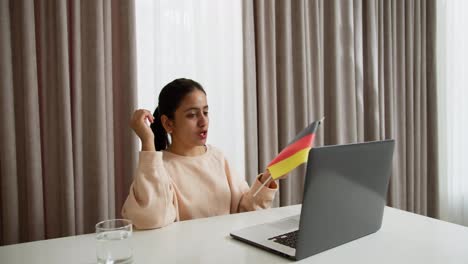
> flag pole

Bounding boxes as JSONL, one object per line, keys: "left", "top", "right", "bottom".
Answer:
{"left": 253, "top": 175, "right": 272, "bottom": 197}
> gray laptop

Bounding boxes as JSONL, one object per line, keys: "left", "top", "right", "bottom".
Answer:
{"left": 230, "top": 140, "right": 395, "bottom": 260}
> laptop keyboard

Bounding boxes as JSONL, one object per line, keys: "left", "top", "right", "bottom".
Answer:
{"left": 268, "top": 230, "right": 298, "bottom": 248}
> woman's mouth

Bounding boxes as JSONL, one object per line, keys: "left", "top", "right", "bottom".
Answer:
{"left": 199, "top": 131, "right": 207, "bottom": 139}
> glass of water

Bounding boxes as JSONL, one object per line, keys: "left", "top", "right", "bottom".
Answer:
{"left": 96, "top": 219, "right": 133, "bottom": 264}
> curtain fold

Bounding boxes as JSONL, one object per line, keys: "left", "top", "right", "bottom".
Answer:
{"left": 0, "top": 0, "right": 138, "bottom": 245}
{"left": 243, "top": 0, "right": 438, "bottom": 217}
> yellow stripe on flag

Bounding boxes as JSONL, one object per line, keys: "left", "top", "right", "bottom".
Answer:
{"left": 267, "top": 147, "right": 311, "bottom": 180}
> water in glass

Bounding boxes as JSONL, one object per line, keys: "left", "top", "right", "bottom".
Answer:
{"left": 96, "top": 219, "right": 133, "bottom": 264}
{"left": 96, "top": 229, "right": 132, "bottom": 264}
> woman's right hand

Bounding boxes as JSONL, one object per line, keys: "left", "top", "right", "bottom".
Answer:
{"left": 130, "top": 109, "right": 155, "bottom": 150}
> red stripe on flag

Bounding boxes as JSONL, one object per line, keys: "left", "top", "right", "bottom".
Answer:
{"left": 267, "top": 133, "right": 315, "bottom": 167}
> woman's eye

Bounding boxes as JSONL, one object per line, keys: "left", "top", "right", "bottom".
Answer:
{"left": 203, "top": 112, "right": 209, "bottom": 116}
{"left": 187, "top": 113, "right": 196, "bottom": 118}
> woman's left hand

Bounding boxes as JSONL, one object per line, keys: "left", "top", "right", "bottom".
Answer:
{"left": 259, "top": 170, "right": 271, "bottom": 183}
{"left": 259, "top": 169, "right": 279, "bottom": 189}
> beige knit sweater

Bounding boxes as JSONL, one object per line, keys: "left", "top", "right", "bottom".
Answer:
{"left": 121, "top": 145, "right": 278, "bottom": 229}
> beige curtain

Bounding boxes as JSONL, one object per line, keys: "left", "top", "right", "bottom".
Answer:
{"left": 0, "top": 0, "right": 138, "bottom": 245}
{"left": 243, "top": 0, "right": 438, "bottom": 217}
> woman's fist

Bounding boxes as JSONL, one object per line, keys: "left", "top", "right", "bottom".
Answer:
{"left": 130, "top": 109, "right": 155, "bottom": 145}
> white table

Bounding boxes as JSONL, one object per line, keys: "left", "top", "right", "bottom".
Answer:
{"left": 1, "top": 205, "right": 468, "bottom": 263}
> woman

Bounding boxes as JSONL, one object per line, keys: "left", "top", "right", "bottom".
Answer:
{"left": 122, "top": 78, "right": 278, "bottom": 229}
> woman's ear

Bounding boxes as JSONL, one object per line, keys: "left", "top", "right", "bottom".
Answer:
{"left": 160, "top": 115, "right": 174, "bottom": 134}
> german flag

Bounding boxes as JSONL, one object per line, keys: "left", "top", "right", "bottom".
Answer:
{"left": 267, "top": 118, "right": 323, "bottom": 180}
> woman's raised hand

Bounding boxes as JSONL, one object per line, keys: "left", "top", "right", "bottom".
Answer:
{"left": 259, "top": 169, "right": 278, "bottom": 189}
{"left": 130, "top": 109, "right": 156, "bottom": 151}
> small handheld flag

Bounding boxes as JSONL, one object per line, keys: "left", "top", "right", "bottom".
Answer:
{"left": 253, "top": 117, "right": 323, "bottom": 197}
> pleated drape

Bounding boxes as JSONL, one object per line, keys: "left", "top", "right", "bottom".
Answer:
{"left": 0, "top": 0, "right": 138, "bottom": 245}
{"left": 243, "top": 0, "right": 438, "bottom": 217}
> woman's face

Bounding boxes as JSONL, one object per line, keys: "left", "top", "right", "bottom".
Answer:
{"left": 169, "top": 89, "right": 209, "bottom": 148}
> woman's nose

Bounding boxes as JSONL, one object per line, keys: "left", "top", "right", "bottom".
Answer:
{"left": 198, "top": 114, "right": 208, "bottom": 127}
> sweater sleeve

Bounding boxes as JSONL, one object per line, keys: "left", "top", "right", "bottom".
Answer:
{"left": 121, "top": 151, "right": 178, "bottom": 229}
{"left": 225, "top": 159, "right": 278, "bottom": 213}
